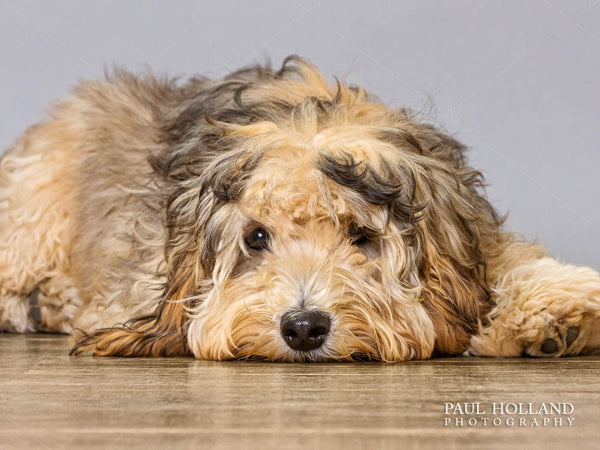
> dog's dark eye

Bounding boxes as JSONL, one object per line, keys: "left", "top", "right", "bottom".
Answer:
{"left": 245, "top": 227, "right": 270, "bottom": 252}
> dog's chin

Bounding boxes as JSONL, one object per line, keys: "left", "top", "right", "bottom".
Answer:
{"left": 230, "top": 350, "right": 379, "bottom": 363}
{"left": 226, "top": 337, "right": 384, "bottom": 362}
{"left": 189, "top": 332, "right": 379, "bottom": 362}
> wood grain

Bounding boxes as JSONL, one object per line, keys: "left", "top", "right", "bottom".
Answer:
{"left": 1, "top": 334, "right": 598, "bottom": 449}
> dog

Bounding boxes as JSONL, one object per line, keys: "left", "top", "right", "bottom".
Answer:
{"left": 1, "top": 56, "right": 599, "bottom": 361}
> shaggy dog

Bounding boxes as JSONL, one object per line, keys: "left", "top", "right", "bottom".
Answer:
{"left": 1, "top": 56, "right": 599, "bottom": 361}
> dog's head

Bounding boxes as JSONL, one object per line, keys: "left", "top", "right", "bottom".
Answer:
{"left": 73, "top": 57, "right": 501, "bottom": 361}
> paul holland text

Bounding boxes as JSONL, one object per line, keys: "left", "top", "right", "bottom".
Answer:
{"left": 443, "top": 402, "right": 574, "bottom": 427}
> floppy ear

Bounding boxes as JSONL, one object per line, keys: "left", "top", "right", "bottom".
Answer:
{"left": 71, "top": 116, "right": 262, "bottom": 357}
{"left": 70, "top": 162, "right": 209, "bottom": 357}
{"left": 419, "top": 239, "right": 489, "bottom": 355}
{"left": 70, "top": 164, "right": 215, "bottom": 357}
{"left": 374, "top": 124, "right": 500, "bottom": 355}
{"left": 409, "top": 145, "right": 500, "bottom": 355}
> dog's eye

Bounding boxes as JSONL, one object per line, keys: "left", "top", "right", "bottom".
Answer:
{"left": 245, "top": 227, "right": 270, "bottom": 252}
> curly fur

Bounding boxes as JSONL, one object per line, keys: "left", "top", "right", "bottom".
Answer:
{"left": 1, "top": 56, "right": 599, "bottom": 361}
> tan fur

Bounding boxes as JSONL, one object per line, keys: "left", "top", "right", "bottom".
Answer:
{"left": 0, "top": 114, "right": 79, "bottom": 332}
{"left": 2, "top": 56, "right": 599, "bottom": 361}
{"left": 470, "top": 257, "right": 600, "bottom": 357}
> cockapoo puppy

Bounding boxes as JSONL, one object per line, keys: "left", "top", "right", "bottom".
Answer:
{"left": 1, "top": 56, "right": 599, "bottom": 361}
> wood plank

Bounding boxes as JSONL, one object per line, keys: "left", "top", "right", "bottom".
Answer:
{"left": 1, "top": 334, "right": 598, "bottom": 449}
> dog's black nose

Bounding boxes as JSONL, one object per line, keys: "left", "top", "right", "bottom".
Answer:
{"left": 280, "top": 310, "right": 331, "bottom": 351}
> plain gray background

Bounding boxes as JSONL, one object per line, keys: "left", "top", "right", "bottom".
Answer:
{"left": 1, "top": 0, "right": 599, "bottom": 269}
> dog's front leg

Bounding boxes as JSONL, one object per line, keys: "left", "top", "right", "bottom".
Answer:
{"left": 469, "top": 256, "right": 600, "bottom": 357}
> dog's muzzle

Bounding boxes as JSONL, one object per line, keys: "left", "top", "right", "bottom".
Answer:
{"left": 280, "top": 310, "right": 331, "bottom": 352}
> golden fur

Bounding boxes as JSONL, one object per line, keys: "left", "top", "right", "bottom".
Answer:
{"left": 1, "top": 56, "right": 599, "bottom": 361}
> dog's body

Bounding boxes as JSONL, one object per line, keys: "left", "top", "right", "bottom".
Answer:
{"left": 1, "top": 57, "right": 599, "bottom": 361}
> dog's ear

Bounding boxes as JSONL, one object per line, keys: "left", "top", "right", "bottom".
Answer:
{"left": 70, "top": 170, "right": 213, "bottom": 357}
{"left": 418, "top": 240, "right": 489, "bottom": 355}
{"left": 71, "top": 125, "right": 255, "bottom": 357}
{"left": 70, "top": 157, "right": 211, "bottom": 357}
{"left": 375, "top": 124, "right": 500, "bottom": 355}
{"left": 411, "top": 148, "right": 499, "bottom": 355}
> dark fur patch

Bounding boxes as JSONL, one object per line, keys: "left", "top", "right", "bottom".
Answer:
{"left": 316, "top": 152, "right": 425, "bottom": 224}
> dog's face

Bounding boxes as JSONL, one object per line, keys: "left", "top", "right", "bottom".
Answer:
{"left": 186, "top": 124, "right": 437, "bottom": 361}
{"left": 74, "top": 57, "right": 498, "bottom": 361}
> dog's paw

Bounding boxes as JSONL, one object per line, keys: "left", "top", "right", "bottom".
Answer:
{"left": 521, "top": 319, "right": 582, "bottom": 357}
{"left": 470, "top": 258, "right": 600, "bottom": 358}
{"left": 27, "top": 282, "right": 80, "bottom": 334}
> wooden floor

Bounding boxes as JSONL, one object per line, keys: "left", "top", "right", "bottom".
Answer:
{"left": 1, "top": 334, "right": 599, "bottom": 449}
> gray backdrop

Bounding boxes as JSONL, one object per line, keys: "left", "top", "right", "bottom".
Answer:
{"left": 1, "top": 0, "right": 599, "bottom": 269}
